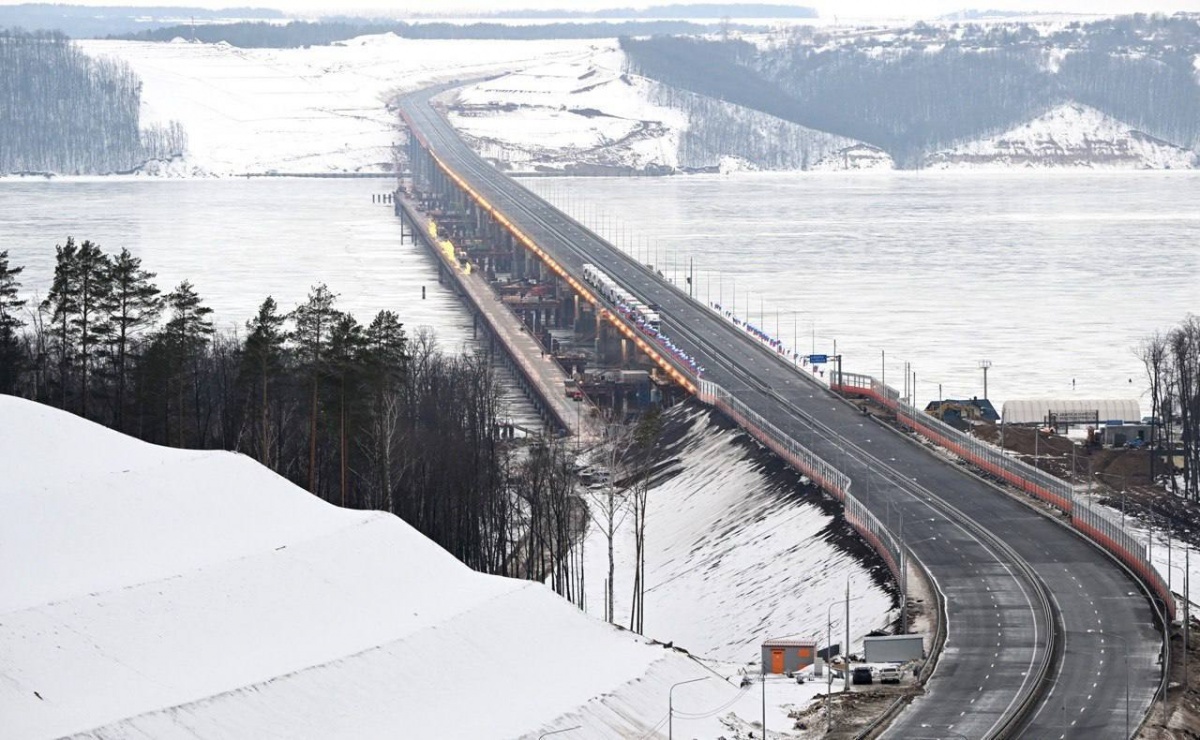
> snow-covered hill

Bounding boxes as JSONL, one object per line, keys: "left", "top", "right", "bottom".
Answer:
{"left": 925, "top": 103, "right": 1199, "bottom": 169}
{"left": 445, "top": 46, "right": 869, "bottom": 173}
{"left": 77, "top": 35, "right": 590, "bottom": 177}
{"left": 0, "top": 396, "right": 754, "bottom": 738}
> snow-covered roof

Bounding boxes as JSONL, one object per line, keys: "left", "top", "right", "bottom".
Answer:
{"left": 1002, "top": 398, "right": 1141, "bottom": 424}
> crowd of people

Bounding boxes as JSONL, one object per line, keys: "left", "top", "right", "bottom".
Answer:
{"left": 711, "top": 302, "right": 826, "bottom": 378}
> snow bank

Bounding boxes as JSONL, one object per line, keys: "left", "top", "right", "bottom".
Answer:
{"left": 0, "top": 396, "right": 745, "bottom": 739}
{"left": 77, "top": 37, "right": 590, "bottom": 177}
{"left": 925, "top": 102, "right": 1199, "bottom": 170}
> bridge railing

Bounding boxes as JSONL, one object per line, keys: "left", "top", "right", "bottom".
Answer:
{"left": 698, "top": 379, "right": 903, "bottom": 586}
{"left": 829, "top": 372, "right": 1176, "bottom": 621}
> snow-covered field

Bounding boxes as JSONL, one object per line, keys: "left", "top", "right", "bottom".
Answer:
{"left": 3, "top": 396, "right": 784, "bottom": 739}
{"left": 77, "top": 35, "right": 591, "bottom": 176}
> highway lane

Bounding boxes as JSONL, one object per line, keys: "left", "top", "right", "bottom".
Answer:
{"left": 398, "top": 88, "right": 1162, "bottom": 738}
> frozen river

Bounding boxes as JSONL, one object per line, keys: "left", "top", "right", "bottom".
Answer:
{"left": 528, "top": 170, "right": 1200, "bottom": 416}
{"left": 4, "top": 171, "right": 1197, "bottom": 418}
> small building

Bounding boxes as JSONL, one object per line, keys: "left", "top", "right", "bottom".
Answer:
{"left": 762, "top": 638, "right": 817, "bottom": 675}
{"left": 863, "top": 634, "right": 924, "bottom": 663}
{"left": 1002, "top": 399, "right": 1141, "bottom": 427}
{"left": 1098, "top": 422, "right": 1152, "bottom": 448}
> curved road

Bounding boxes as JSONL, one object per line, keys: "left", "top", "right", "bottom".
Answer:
{"left": 398, "top": 87, "right": 1161, "bottom": 738}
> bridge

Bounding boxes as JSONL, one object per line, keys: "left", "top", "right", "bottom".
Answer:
{"left": 397, "top": 84, "right": 1171, "bottom": 738}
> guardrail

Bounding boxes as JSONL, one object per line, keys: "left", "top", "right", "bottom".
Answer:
{"left": 698, "top": 379, "right": 903, "bottom": 587}
{"left": 831, "top": 372, "right": 1176, "bottom": 621}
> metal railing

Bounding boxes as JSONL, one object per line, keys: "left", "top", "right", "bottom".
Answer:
{"left": 698, "top": 379, "right": 903, "bottom": 585}
{"left": 830, "top": 372, "right": 1177, "bottom": 621}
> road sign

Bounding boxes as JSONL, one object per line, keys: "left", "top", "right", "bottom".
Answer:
{"left": 809, "top": 354, "right": 828, "bottom": 364}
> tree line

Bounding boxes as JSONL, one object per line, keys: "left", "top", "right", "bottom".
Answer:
{"left": 112, "top": 19, "right": 724, "bottom": 47}
{"left": 1140, "top": 315, "right": 1200, "bottom": 502}
{"left": 0, "top": 29, "right": 187, "bottom": 175}
{"left": 0, "top": 241, "right": 597, "bottom": 592}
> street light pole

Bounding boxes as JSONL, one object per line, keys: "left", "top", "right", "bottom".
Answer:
{"left": 825, "top": 593, "right": 864, "bottom": 733}
{"left": 668, "top": 676, "right": 709, "bottom": 740}
{"left": 979, "top": 359, "right": 992, "bottom": 399}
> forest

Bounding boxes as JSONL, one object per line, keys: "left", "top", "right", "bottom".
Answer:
{"left": 113, "top": 19, "right": 727, "bottom": 47}
{"left": 0, "top": 242, "right": 667, "bottom": 612}
{"left": 621, "top": 13, "right": 1200, "bottom": 166}
{"left": 0, "top": 29, "right": 186, "bottom": 174}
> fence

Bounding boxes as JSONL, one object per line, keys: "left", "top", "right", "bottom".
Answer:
{"left": 698, "top": 380, "right": 903, "bottom": 587}
{"left": 829, "top": 371, "right": 1176, "bottom": 621}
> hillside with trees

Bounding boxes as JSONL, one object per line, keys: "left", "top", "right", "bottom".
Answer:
{"left": 0, "top": 242, "right": 586, "bottom": 599}
{"left": 622, "top": 13, "right": 1200, "bottom": 167}
{"left": 0, "top": 29, "right": 186, "bottom": 174}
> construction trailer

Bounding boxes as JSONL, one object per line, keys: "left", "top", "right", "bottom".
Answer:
{"left": 762, "top": 638, "right": 817, "bottom": 675}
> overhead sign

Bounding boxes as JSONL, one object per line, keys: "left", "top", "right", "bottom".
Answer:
{"left": 809, "top": 354, "right": 828, "bottom": 364}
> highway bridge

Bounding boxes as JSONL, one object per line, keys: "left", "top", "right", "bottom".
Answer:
{"left": 397, "top": 85, "right": 1168, "bottom": 738}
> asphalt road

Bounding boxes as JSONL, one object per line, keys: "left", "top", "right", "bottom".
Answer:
{"left": 398, "top": 86, "right": 1162, "bottom": 739}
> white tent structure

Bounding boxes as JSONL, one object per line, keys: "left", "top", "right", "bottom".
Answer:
{"left": 1001, "top": 398, "right": 1141, "bottom": 425}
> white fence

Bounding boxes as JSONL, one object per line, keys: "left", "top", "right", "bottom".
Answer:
{"left": 698, "top": 380, "right": 903, "bottom": 586}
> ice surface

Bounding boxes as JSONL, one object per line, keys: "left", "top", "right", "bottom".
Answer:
{"left": 527, "top": 170, "right": 1200, "bottom": 416}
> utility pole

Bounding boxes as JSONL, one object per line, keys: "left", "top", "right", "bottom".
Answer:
{"left": 845, "top": 577, "right": 851, "bottom": 693}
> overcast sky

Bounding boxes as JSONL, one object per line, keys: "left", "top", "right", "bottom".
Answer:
{"left": 0, "top": 0, "right": 1192, "bottom": 18}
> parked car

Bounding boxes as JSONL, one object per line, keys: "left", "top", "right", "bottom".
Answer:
{"left": 851, "top": 666, "right": 873, "bottom": 685}
{"left": 878, "top": 666, "right": 902, "bottom": 684}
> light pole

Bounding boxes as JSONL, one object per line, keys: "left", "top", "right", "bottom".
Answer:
{"left": 538, "top": 725, "right": 582, "bottom": 739}
{"left": 826, "top": 594, "right": 863, "bottom": 733}
{"left": 979, "top": 359, "right": 992, "bottom": 400}
{"left": 900, "top": 536, "right": 938, "bottom": 634}
{"left": 1094, "top": 470, "right": 1128, "bottom": 528}
{"left": 668, "top": 676, "right": 709, "bottom": 740}
{"left": 1085, "top": 629, "right": 1130, "bottom": 738}
{"left": 1167, "top": 560, "right": 1190, "bottom": 690}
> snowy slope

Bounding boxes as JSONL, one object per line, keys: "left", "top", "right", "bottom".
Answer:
{"left": 446, "top": 45, "right": 866, "bottom": 173}
{"left": 582, "top": 406, "right": 893, "bottom": 664}
{"left": 925, "top": 102, "right": 1199, "bottom": 169}
{"left": 446, "top": 44, "right": 687, "bottom": 173}
{"left": 77, "top": 36, "right": 590, "bottom": 176}
{"left": 0, "top": 396, "right": 747, "bottom": 739}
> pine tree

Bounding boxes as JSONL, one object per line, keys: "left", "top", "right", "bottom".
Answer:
{"left": 164, "top": 281, "right": 214, "bottom": 446}
{"left": 327, "top": 312, "right": 364, "bottom": 507}
{"left": 0, "top": 250, "right": 27, "bottom": 395}
{"left": 106, "top": 248, "right": 162, "bottom": 430}
{"left": 291, "top": 284, "right": 339, "bottom": 494}
{"left": 41, "top": 237, "right": 80, "bottom": 409}
{"left": 361, "top": 310, "right": 408, "bottom": 511}
{"left": 241, "top": 296, "right": 287, "bottom": 469}
{"left": 73, "top": 240, "right": 112, "bottom": 420}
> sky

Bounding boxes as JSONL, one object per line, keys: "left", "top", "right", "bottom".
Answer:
{"left": 0, "top": 0, "right": 1193, "bottom": 20}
